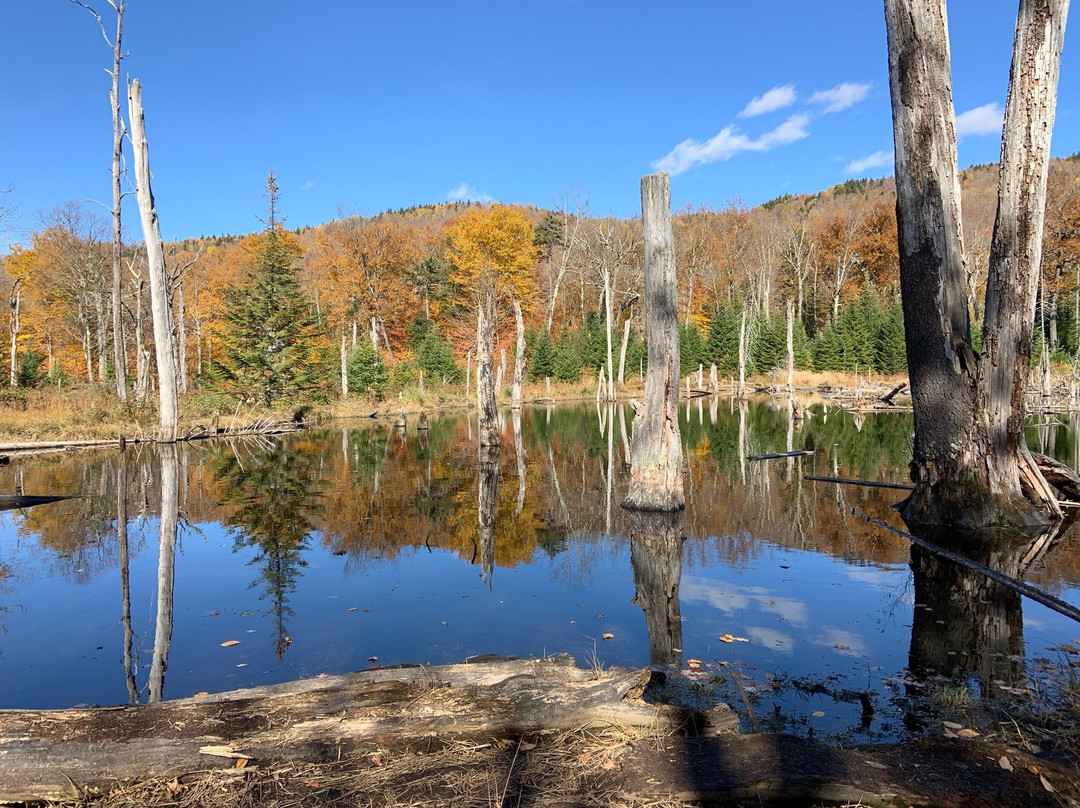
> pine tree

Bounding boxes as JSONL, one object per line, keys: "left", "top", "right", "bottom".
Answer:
{"left": 875, "top": 300, "right": 907, "bottom": 374}
{"left": 527, "top": 329, "right": 556, "bottom": 380}
{"left": 346, "top": 339, "right": 389, "bottom": 395}
{"left": 215, "top": 172, "right": 324, "bottom": 406}
{"left": 416, "top": 322, "right": 462, "bottom": 384}
{"left": 679, "top": 321, "right": 706, "bottom": 376}
{"left": 703, "top": 303, "right": 740, "bottom": 375}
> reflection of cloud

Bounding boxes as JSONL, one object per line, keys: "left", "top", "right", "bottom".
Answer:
{"left": 760, "top": 597, "right": 809, "bottom": 627}
{"left": 745, "top": 625, "right": 795, "bottom": 654}
{"left": 956, "top": 103, "right": 1004, "bottom": 138}
{"left": 806, "top": 627, "right": 868, "bottom": 656}
{"left": 739, "top": 84, "right": 797, "bottom": 118}
{"left": 842, "top": 563, "right": 906, "bottom": 584}
{"left": 682, "top": 576, "right": 808, "bottom": 627}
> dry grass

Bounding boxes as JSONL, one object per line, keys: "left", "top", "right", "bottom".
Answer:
{"left": 46, "top": 728, "right": 693, "bottom": 808}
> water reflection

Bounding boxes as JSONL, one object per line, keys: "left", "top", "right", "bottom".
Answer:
{"left": 214, "top": 438, "right": 324, "bottom": 658}
{"left": 0, "top": 401, "right": 1078, "bottom": 729}
{"left": 628, "top": 510, "right": 684, "bottom": 668}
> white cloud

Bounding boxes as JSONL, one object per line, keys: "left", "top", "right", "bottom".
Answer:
{"left": 955, "top": 102, "right": 1004, "bottom": 138}
{"left": 809, "top": 82, "right": 872, "bottom": 113}
{"left": 739, "top": 84, "right": 797, "bottom": 118}
{"left": 844, "top": 149, "right": 893, "bottom": 175}
{"left": 299, "top": 180, "right": 315, "bottom": 191}
{"left": 446, "top": 182, "right": 493, "bottom": 203}
{"left": 652, "top": 113, "right": 810, "bottom": 175}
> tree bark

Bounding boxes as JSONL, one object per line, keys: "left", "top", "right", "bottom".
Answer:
{"left": 625, "top": 173, "right": 684, "bottom": 511}
{"left": 885, "top": 0, "right": 1067, "bottom": 528}
{"left": 476, "top": 298, "right": 499, "bottom": 448}
{"left": 8, "top": 277, "right": 22, "bottom": 386}
{"left": 127, "top": 79, "right": 178, "bottom": 443}
{"left": 511, "top": 297, "right": 525, "bottom": 409}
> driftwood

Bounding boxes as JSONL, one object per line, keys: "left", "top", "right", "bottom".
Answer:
{"left": 861, "top": 514, "right": 1080, "bottom": 624}
{"left": 749, "top": 450, "right": 813, "bottom": 461}
{"left": 805, "top": 474, "right": 915, "bottom": 491}
{"left": 880, "top": 382, "right": 908, "bottom": 405}
{"left": 0, "top": 657, "right": 736, "bottom": 803}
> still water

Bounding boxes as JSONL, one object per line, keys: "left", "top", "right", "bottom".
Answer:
{"left": 1, "top": 400, "right": 1078, "bottom": 742}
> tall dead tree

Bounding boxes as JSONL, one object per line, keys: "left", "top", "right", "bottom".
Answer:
{"left": 511, "top": 297, "right": 525, "bottom": 410}
{"left": 476, "top": 299, "right": 499, "bottom": 448}
{"left": 624, "top": 173, "right": 684, "bottom": 511}
{"left": 70, "top": 0, "right": 128, "bottom": 401}
{"left": 127, "top": 79, "right": 179, "bottom": 442}
{"left": 885, "top": 0, "right": 1068, "bottom": 528}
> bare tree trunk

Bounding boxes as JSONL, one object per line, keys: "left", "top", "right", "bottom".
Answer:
{"left": 175, "top": 277, "right": 187, "bottom": 394}
{"left": 8, "top": 277, "right": 22, "bottom": 386}
{"left": 133, "top": 277, "right": 149, "bottom": 402}
{"left": 340, "top": 330, "right": 348, "bottom": 398}
{"left": 603, "top": 268, "right": 615, "bottom": 401}
{"left": 116, "top": 457, "right": 137, "bottom": 704}
{"left": 476, "top": 299, "right": 499, "bottom": 448}
{"left": 977, "top": 0, "right": 1069, "bottom": 508}
{"left": 511, "top": 297, "right": 525, "bottom": 410}
{"left": 786, "top": 298, "right": 795, "bottom": 393}
{"left": 108, "top": 5, "right": 127, "bottom": 402}
{"left": 128, "top": 79, "right": 178, "bottom": 442}
{"left": 737, "top": 307, "right": 748, "bottom": 401}
{"left": 625, "top": 173, "right": 683, "bottom": 511}
{"left": 885, "top": 0, "right": 1067, "bottom": 528}
{"left": 618, "top": 316, "right": 631, "bottom": 385}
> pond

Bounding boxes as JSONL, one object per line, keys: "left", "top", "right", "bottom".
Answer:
{"left": 1, "top": 399, "right": 1078, "bottom": 745}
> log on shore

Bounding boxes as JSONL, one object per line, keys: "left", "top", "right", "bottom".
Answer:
{"left": 0, "top": 657, "right": 736, "bottom": 803}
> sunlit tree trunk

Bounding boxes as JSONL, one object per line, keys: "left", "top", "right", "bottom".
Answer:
{"left": 477, "top": 297, "right": 499, "bottom": 448}
{"left": 8, "top": 277, "right": 22, "bottom": 386}
{"left": 885, "top": 0, "right": 1067, "bottom": 528}
{"left": 512, "top": 297, "right": 525, "bottom": 410}
{"left": 128, "top": 79, "right": 178, "bottom": 442}
{"left": 625, "top": 173, "right": 684, "bottom": 511}
{"left": 340, "top": 329, "right": 348, "bottom": 398}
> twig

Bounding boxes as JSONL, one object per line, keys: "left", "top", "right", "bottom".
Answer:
{"left": 750, "top": 450, "right": 813, "bottom": 461}
{"left": 728, "top": 669, "right": 761, "bottom": 733}
{"left": 499, "top": 738, "right": 523, "bottom": 807}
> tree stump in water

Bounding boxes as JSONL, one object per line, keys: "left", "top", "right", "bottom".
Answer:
{"left": 624, "top": 173, "right": 683, "bottom": 511}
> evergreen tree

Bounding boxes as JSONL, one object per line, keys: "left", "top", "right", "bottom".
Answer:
{"left": 527, "top": 329, "right": 556, "bottom": 380}
{"left": 703, "top": 303, "right": 740, "bottom": 375}
{"left": 875, "top": 300, "right": 908, "bottom": 374}
{"left": 679, "top": 321, "right": 706, "bottom": 376}
{"left": 215, "top": 175, "right": 324, "bottom": 406}
{"left": 552, "top": 332, "right": 582, "bottom": 382}
{"left": 415, "top": 322, "right": 463, "bottom": 384}
{"left": 347, "top": 340, "right": 389, "bottom": 396}
{"left": 579, "top": 314, "right": 607, "bottom": 370}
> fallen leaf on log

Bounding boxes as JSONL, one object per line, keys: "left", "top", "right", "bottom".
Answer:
{"left": 1041, "top": 774, "right": 1056, "bottom": 793}
{"left": 957, "top": 728, "right": 980, "bottom": 738}
{"left": 999, "top": 756, "right": 1013, "bottom": 771}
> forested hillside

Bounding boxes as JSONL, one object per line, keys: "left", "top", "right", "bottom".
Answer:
{"left": 2, "top": 156, "right": 1078, "bottom": 405}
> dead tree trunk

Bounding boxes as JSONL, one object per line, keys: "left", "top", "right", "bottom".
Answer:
{"left": 476, "top": 298, "right": 499, "bottom": 448}
{"left": 624, "top": 173, "right": 684, "bottom": 511}
{"left": 511, "top": 296, "right": 525, "bottom": 409}
{"left": 884, "top": 0, "right": 1067, "bottom": 528}
{"left": 127, "top": 79, "right": 179, "bottom": 442}
{"left": 8, "top": 276, "right": 23, "bottom": 386}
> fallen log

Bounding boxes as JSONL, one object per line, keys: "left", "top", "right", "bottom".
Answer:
{"left": 0, "top": 657, "right": 737, "bottom": 803}
{"left": 805, "top": 474, "right": 915, "bottom": 491}
{"left": 749, "top": 450, "right": 813, "bottom": 461}
{"left": 880, "top": 382, "right": 908, "bottom": 405}
{"left": 0, "top": 494, "right": 74, "bottom": 511}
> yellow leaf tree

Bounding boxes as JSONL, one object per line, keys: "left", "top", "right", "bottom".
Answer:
{"left": 445, "top": 205, "right": 538, "bottom": 436}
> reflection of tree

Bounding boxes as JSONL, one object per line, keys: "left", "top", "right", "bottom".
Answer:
{"left": 215, "top": 438, "right": 323, "bottom": 659}
{"left": 628, "top": 510, "right": 685, "bottom": 668}
{"left": 148, "top": 443, "right": 179, "bottom": 702}
{"left": 478, "top": 444, "right": 499, "bottom": 586}
{"left": 116, "top": 455, "right": 137, "bottom": 703}
{"left": 906, "top": 526, "right": 1038, "bottom": 702}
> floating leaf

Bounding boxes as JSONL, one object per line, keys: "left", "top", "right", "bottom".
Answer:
{"left": 1061, "top": 644, "right": 1079, "bottom": 655}
{"left": 602, "top": 633, "right": 614, "bottom": 640}
{"left": 348, "top": 607, "right": 358, "bottom": 612}
{"left": 834, "top": 644, "right": 850, "bottom": 650}
{"left": 719, "top": 634, "right": 734, "bottom": 643}
{"left": 193, "top": 691, "right": 209, "bottom": 697}
{"left": 368, "top": 656, "right": 378, "bottom": 662}
{"left": 812, "top": 711, "right": 825, "bottom": 717}
{"left": 687, "top": 659, "right": 703, "bottom": 669}
{"left": 220, "top": 640, "right": 240, "bottom": 647}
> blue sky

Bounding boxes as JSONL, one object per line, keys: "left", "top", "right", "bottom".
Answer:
{"left": 2, "top": 1, "right": 1077, "bottom": 249}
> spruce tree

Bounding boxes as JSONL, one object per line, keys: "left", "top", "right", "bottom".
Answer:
{"left": 527, "top": 329, "right": 556, "bottom": 380}
{"left": 215, "top": 172, "right": 324, "bottom": 406}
